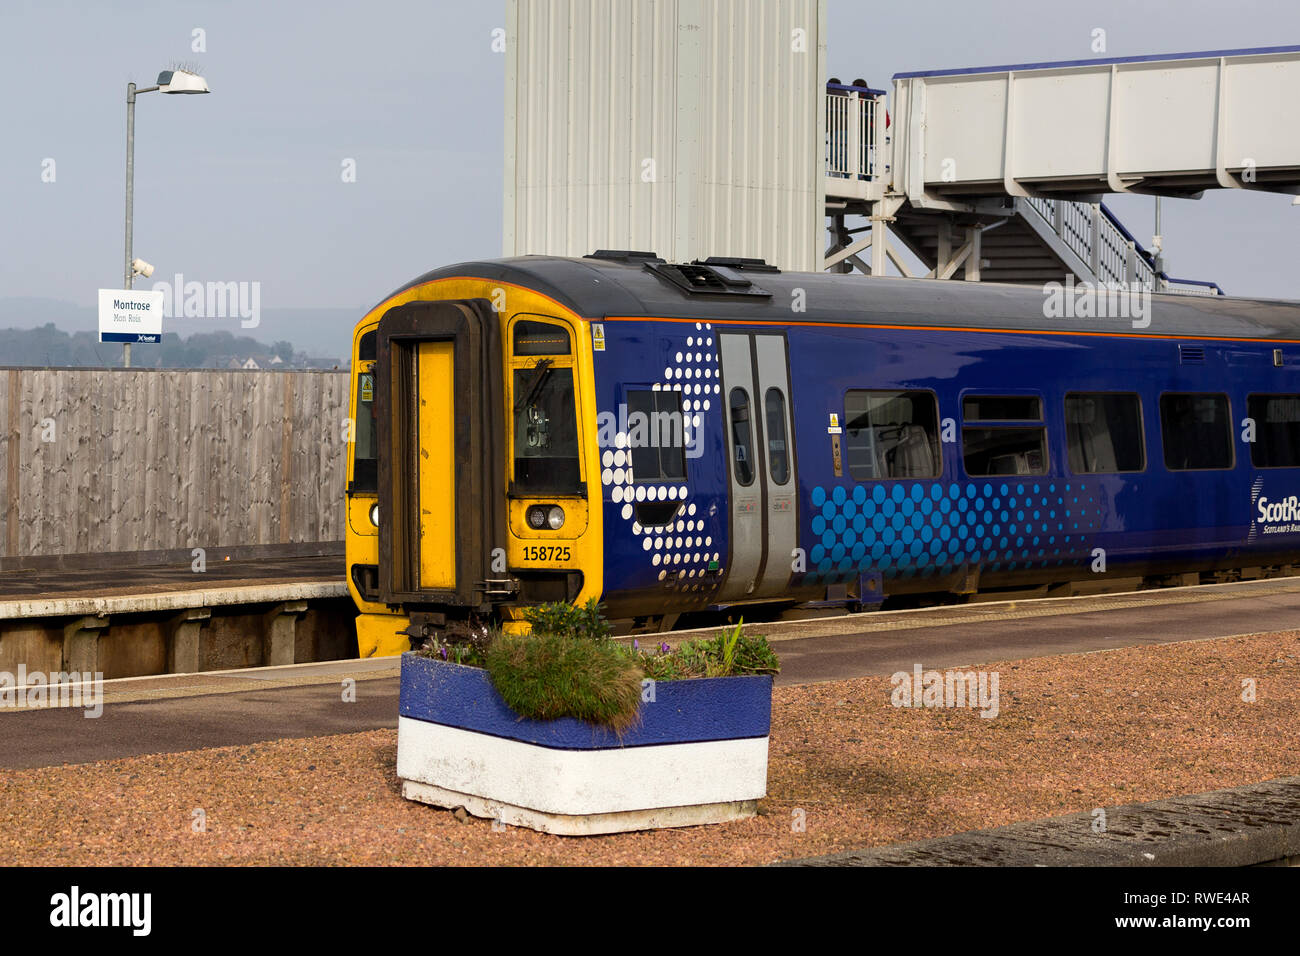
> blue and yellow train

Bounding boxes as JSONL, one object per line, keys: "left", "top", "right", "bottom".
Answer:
{"left": 344, "top": 251, "right": 1300, "bottom": 656}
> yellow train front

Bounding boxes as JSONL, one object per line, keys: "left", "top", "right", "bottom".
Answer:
{"left": 345, "top": 260, "right": 608, "bottom": 656}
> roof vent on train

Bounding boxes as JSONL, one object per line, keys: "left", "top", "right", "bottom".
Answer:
{"left": 645, "top": 260, "right": 774, "bottom": 298}
{"left": 693, "top": 256, "right": 781, "bottom": 274}
{"left": 585, "top": 249, "right": 665, "bottom": 264}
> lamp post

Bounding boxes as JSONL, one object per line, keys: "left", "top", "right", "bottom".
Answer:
{"left": 1152, "top": 197, "right": 1166, "bottom": 293}
{"left": 123, "top": 68, "right": 210, "bottom": 368}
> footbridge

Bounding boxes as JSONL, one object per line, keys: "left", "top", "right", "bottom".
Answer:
{"left": 826, "top": 44, "right": 1300, "bottom": 291}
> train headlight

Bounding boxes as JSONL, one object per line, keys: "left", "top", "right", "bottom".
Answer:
{"left": 369, "top": 503, "right": 379, "bottom": 527}
{"left": 526, "top": 505, "right": 565, "bottom": 530}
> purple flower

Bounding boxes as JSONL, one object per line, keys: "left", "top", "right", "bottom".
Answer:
{"left": 660, "top": 642, "right": 670, "bottom": 654}
{"left": 439, "top": 646, "right": 447, "bottom": 660}
{"left": 633, "top": 639, "right": 640, "bottom": 651}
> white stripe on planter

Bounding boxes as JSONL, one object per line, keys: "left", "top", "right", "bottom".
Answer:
{"left": 397, "top": 716, "right": 768, "bottom": 822}
{"left": 400, "top": 778, "right": 758, "bottom": 836}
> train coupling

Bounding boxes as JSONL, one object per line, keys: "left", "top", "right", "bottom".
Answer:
{"left": 399, "top": 612, "right": 447, "bottom": 644}
{"left": 400, "top": 611, "right": 493, "bottom": 648}
{"left": 480, "top": 577, "right": 521, "bottom": 599}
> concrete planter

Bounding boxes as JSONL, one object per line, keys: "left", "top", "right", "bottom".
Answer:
{"left": 396, "top": 652, "right": 773, "bottom": 835}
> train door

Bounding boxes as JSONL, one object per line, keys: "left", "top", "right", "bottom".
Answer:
{"left": 416, "top": 341, "right": 456, "bottom": 589}
{"left": 717, "top": 332, "right": 798, "bottom": 602}
{"left": 375, "top": 299, "right": 505, "bottom": 611}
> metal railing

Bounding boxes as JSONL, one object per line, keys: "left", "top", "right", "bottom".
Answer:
{"left": 826, "top": 83, "right": 887, "bottom": 182}
{"left": 1026, "top": 197, "right": 1224, "bottom": 296}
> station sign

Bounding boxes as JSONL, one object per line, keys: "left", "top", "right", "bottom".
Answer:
{"left": 98, "top": 288, "right": 163, "bottom": 344}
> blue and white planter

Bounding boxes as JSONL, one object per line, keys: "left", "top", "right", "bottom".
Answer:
{"left": 396, "top": 652, "right": 773, "bottom": 835}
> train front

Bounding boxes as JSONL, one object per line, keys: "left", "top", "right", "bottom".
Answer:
{"left": 343, "top": 275, "right": 603, "bottom": 657}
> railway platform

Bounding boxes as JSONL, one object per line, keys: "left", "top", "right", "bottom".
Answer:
{"left": 0, "top": 553, "right": 342, "bottom": 601}
{"left": 0, "top": 553, "right": 351, "bottom": 679}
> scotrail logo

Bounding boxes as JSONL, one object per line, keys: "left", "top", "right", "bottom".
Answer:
{"left": 1254, "top": 493, "right": 1300, "bottom": 535}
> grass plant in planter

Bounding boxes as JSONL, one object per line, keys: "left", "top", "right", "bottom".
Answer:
{"left": 396, "top": 600, "right": 779, "bottom": 835}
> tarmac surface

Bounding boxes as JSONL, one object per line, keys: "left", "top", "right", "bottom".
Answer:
{"left": 0, "top": 661, "right": 397, "bottom": 770}
{"left": 759, "top": 576, "right": 1300, "bottom": 685}
{"left": 5, "top": 576, "right": 1300, "bottom": 770}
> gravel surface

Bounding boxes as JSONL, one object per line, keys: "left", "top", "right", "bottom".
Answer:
{"left": 5, "top": 630, "right": 1299, "bottom": 865}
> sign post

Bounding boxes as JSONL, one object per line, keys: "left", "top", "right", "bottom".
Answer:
{"left": 98, "top": 289, "right": 163, "bottom": 364}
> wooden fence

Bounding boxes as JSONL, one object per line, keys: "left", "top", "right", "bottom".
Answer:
{"left": 0, "top": 368, "right": 350, "bottom": 569}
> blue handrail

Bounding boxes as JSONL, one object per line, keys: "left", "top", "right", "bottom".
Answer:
{"left": 1100, "top": 202, "right": 1224, "bottom": 295}
{"left": 826, "top": 82, "right": 888, "bottom": 97}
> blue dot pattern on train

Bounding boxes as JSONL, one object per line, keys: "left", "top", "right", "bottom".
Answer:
{"left": 804, "top": 481, "right": 1099, "bottom": 582}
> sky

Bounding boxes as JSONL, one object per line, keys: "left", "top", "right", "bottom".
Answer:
{"left": 2, "top": 0, "right": 1299, "bottom": 352}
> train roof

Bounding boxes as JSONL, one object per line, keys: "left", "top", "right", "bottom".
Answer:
{"left": 386, "top": 254, "right": 1300, "bottom": 342}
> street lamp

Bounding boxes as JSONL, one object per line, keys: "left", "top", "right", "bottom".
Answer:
{"left": 1152, "top": 197, "right": 1165, "bottom": 293}
{"left": 123, "top": 68, "right": 210, "bottom": 368}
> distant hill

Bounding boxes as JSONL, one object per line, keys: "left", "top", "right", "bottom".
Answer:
{"left": 0, "top": 325, "right": 346, "bottom": 370}
{"left": 0, "top": 297, "right": 356, "bottom": 368}
{"left": 0, "top": 297, "right": 360, "bottom": 365}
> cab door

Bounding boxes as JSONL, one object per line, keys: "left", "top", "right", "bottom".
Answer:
{"left": 375, "top": 299, "right": 504, "bottom": 610}
{"left": 717, "top": 332, "right": 798, "bottom": 602}
{"left": 416, "top": 341, "right": 456, "bottom": 590}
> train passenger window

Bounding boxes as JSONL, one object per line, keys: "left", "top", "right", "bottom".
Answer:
{"left": 513, "top": 364, "right": 581, "bottom": 492}
{"left": 729, "top": 388, "right": 756, "bottom": 486}
{"left": 513, "top": 320, "right": 571, "bottom": 356}
{"left": 1160, "top": 393, "right": 1233, "bottom": 471}
{"left": 961, "top": 393, "right": 1047, "bottom": 476}
{"left": 962, "top": 428, "right": 1048, "bottom": 476}
{"left": 625, "top": 389, "right": 687, "bottom": 482}
{"left": 765, "top": 388, "right": 790, "bottom": 485}
{"left": 843, "top": 390, "right": 941, "bottom": 480}
{"left": 1064, "top": 393, "right": 1145, "bottom": 474}
{"left": 1247, "top": 394, "right": 1300, "bottom": 468}
{"left": 963, "top": 395, "right": 1042, "bottom": 421}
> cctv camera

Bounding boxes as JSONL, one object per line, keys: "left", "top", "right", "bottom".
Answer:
{"left": 131, "top": 258, "right": 155, "bottom": 278}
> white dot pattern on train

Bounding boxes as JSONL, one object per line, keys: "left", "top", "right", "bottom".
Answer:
{"left": 600, "top": 322, "right": 723, "bottom": 591}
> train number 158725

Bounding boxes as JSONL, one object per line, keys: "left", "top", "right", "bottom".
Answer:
{"left": 522, "top": 545, "right": 571, "bottom": 563}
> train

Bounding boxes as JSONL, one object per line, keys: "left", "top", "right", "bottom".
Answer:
{"left": 343, "top": 250, "right": 1300, "bottom": 656}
